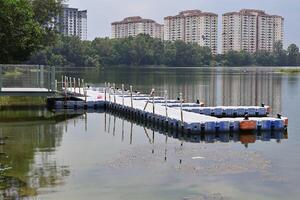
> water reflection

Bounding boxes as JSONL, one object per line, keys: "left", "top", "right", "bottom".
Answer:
{"left": 0, "top": 111, "right": 79, "bottom": 199}
{"left": 67, "top": 67, "right": 283, "bottom": 115}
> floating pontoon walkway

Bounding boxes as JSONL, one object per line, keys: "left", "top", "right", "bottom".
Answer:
{"left": 47, "top": 84, "right": 288, "bottom": 134}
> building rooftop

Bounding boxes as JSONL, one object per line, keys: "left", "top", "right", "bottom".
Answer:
{"left": 223, "top": 9, "right": 283, "bottom": 19}
{"left": 164, "top": 9, "right": 218, "bottom": 19}
{"left": 112, "top": 16, "right": 162, "bottom": 25}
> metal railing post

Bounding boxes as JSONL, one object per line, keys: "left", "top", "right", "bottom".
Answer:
{"left": 130, "top": 85, "right": 133, "bottom": 108}
{"left": 47, "top": 66, "right": 51, "bottom": 91}
{"left": 165, "top": 90, "right": 168, "bottom": 121}
{"left": 180, "top": 92, "right": 183, "bottom": 124}
{"left": 78, "top": 78, "right": 81, "bottom": 95}
{"left": 51, "top": 66, "right": 55, "bottom": 91}
{"left": 0, "top": 65, "right": 2, "bottom": 92}
{"left": 122, "top": 84, "right": 124, "bottom": 108}
{"left": 40, "top": 65, "right": 44, "bottom": 88}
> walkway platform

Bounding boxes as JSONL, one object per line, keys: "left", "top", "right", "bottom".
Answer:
{"left": 47, "top": 87, "right": 288, "bottom": 134}
{"left": 0, "top": 88, "right": 55, "bottom": 97}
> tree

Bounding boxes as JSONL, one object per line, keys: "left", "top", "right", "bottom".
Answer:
{"left": 254, "top": 50, "right": 275, "bottom": 66}
{"left": 273, "top": 41, "right": 287, "bottom": 66}
{"left": 287, "top": 44, "right": 299, "bottom": 66}
{"left": 30, "top": 0, "right": 64, "bottom": 46}
{"left": 0, "top": 0, "right": 43, "bottom": 63}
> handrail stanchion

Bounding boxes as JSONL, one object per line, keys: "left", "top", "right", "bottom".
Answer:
{"left": 130, "top": 85, "right": 133, "bottom": 108}
{"left": 180, "top": 92, "right": 183, "bottom": 125}
{"left": 61, "top": 75, "right": 64, "bottom": 91}
{"left": 0, "top": 65, "right": 2, "bottom": 92}
{"left": 122, "top": 84, "right": 125, "bottom": 108}
{"left": 143, "top": 89, "right": 155, "bottom": 111}
{"left": 165, "top": 90, "right": 168, "bottom": 121}
{"left": 78, "top": 78, "right": 81, "bottom": 95}
{"left": 104, "top": 82, "right": 107, "bottom": 102}
{"left": 73, "top": 77, "right": 76, "bottom": 95}
{"left": 81, "top": 79, "right": 84, "bottom": 95}
{"left": 152, "top": 92, "right": 155, "bottom": 115}
{"left": 113, "top": 83, "right": 116, "bottom": 104}
{"left": 108, "top": 82, "right": 111, "bottom": 104}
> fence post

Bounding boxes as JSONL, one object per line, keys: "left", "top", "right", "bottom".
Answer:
{"left": 0, "top": 65, "right": 2, "bottom": 92}
{"left": 51, "top": 66, "right": 55, "bottom": 91}
{"left": 40, "top": 65, "right": 44, "bottom": 88}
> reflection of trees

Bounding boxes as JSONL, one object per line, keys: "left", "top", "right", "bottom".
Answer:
{"left": 221, "top": 69, "right": 282, "bottom": 114}
{"left": 0, "top": 114, "right": 70, "bottom": 199}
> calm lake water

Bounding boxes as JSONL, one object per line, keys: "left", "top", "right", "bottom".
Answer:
{"left": 1, "top": 67, "right": 300, "bottom": 200}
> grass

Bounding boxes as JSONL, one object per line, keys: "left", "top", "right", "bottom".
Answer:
{"left": 3, "top": 69, "right": 23, "bottom": 77}
{"left": 277, "top": 68, "right": 300, "bottom": 74}
{"left": 0, "top": 97, "right": 46, "bottom": 107}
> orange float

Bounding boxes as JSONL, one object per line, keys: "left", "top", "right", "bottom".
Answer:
{"left": 240, "top": 120, "right": 257, "bottom": 131}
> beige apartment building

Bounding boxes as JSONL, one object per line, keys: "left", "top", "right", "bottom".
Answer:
{"left": 111, "top": 16, "right": 163, "bottom": 40}
{"left": 164, "top": 10, "right": 218, "bottom": 55}
{"left": 222, "top": 9, "right": 284, "bottom": 54}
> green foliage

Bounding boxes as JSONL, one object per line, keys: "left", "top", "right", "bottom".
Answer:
{"left": 287, "top": 44, "right": 299, "bottom": 66}
{"left": 28, "top": 34, "right": 213, "bottom": 67}
{"left": 0, "top": 0, "right": 43, "bottom": 63}
{"left": 0, "top": 0, "right": 63, "bottom": 64}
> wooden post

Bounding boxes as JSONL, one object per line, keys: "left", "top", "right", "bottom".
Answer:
{"left": 180, "top": 92, "right": 183, "bottom": 124}
{"left": 122, "top": 84, "right": 125, "bottom": 108}
{"left": 130, "top": 85, "right": 133, "bottom": 108}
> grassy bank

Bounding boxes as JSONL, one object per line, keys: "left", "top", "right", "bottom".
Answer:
{"left": 277, "top": 68, "right": 300, "bottom": 74}
{"left": 0, "top": 97, "right": 46, "bottom": 107}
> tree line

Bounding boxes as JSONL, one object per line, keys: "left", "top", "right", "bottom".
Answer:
{"left": 1, "top": 0, "right": 300, "bottom": 67}
{"left": 27, "top": 35, "right": 300, "bottom": 67}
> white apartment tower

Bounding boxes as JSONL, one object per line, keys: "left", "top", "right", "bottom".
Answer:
{"left": 111, "top": 17, "right": 164, "bottom": 40}
{"left": 58, "top": 4, "right": 87, "bottom": 40}
{"left": 222, "top": 9, "right": 284, "bottom": 54}
{"left": 164, "top": 10, "right": 218, "bottom": 55}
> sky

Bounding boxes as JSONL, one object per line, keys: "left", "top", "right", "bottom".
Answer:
{"left": 68, "top": 0, "right": 300, "bottom": 48}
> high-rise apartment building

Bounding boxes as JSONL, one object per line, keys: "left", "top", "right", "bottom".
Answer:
{"left": 222, "top": 9, "right": 284, "bottom": 54}
{"left": 111, "top": 17, "right": 164, "bottom": 40}
{"left": 57, "top": 4, "right": 87, "bottom": 40}
{"left": 164, "top": 10, "right": 218, "bottom": 55}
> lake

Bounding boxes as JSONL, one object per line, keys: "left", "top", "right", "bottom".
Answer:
{"left": 1, "top": 67, "right": 300, "bottom": 200}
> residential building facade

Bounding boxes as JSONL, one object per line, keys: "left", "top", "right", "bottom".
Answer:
{"left": 57, "top": 4, "right": 88, "bottom": 40}
{"left": 164, "top": 10, "right": 218, "bottom": 55}
{"left": 111, "top": 16, "right": 164, "bottom": 40}
{"left": 222, "top": 9, "right": 284, "bottom": 54}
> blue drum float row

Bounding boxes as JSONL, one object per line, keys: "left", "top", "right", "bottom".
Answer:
{"left": 47, "top": 85, "right": 288, "bottom": 134}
